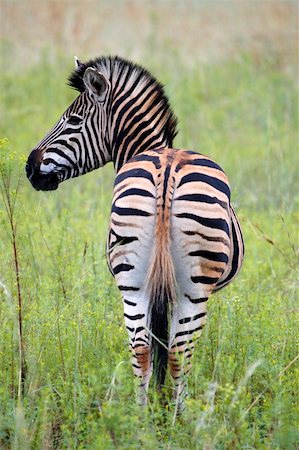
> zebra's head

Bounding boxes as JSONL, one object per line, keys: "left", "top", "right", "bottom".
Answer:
{"left": 26, "top": 55, "right": 177, "bottom": 191}
{"left": 26, "top": 58, "right": 111, "bottom": 191}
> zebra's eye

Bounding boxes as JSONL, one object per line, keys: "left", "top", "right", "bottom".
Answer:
{"left": 67, "top": 115, "right": 83, "bottom": 125}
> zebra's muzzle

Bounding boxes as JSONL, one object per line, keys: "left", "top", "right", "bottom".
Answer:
{"left": 26, "top": 151, "right": 59, "bottom": 191}
{"left": 26, "top": 167, "right": 59, "bottom": 191}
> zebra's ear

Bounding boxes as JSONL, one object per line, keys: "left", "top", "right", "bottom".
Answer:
{"left": 83, "top": 67, "right": 108, "bottom": 100}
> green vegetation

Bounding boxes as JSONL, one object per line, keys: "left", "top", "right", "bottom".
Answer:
{"left": 0, "top": 54, "right": 298, "bottom": 449}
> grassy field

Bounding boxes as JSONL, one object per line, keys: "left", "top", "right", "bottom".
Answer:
{"left": 0, "top": 51, "right": 298, "bottom": 449}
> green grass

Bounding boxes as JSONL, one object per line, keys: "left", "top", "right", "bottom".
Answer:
{"left": 0, "top": 53, "right": 298, "bottom": 449}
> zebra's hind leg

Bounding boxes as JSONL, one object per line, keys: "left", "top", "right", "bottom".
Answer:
{"left": 168, "top": 292, "right": 209, "bottom": 414}
{"left": 122, "top": 291, "right": 152, "bottom": 406}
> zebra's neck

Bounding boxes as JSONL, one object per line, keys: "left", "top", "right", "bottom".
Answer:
{"left": 107, "top": 68, "right": 176, "bottom": 171}
{"left": 69, "top": 56, "right": 178, "bottom": 172}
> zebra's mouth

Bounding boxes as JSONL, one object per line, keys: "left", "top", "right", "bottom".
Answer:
{"left": 25, "top": 149, "right": 61, "bottom": 191}
{"left": 26, "top": 167, "right": 59, "bottom": 191}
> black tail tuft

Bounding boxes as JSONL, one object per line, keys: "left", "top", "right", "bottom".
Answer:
{"left": 150, "top": 288, "right": 169, "bottom": 390}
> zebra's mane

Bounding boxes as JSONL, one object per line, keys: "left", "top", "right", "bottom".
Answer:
{"left": 68, "top": 55, "right": 178, "bottom": 146}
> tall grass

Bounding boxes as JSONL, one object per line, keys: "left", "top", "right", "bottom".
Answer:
{"left": 0, "top": 52, "right": 298, "bottom": 449}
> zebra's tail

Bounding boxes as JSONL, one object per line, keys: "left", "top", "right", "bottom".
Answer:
{"left": 146, "top": 160, "right": 177, "bottom": 390}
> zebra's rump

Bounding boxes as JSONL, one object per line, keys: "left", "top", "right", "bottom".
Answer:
{"left": 107, "top": 147, "right": 244, "bottom": 296}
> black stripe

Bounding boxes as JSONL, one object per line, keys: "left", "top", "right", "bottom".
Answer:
{"left": 188, "top": 250, "right": 228, "bottom": 263}
{"left": 177, "top": 173, "right": 230, "bottom": 198}
{"left": 112, "top": 263, "right": 134, "bottom": 275}
{"left": 135, "top": 326, "right": 145, "bottom": 334}
{"left": 82, "top": 132, "right": 91, "bottom": 172}
{"left": 191, "top": 276, "right": 219, "bottom": 284}
{"left": 114, "top": 168, "right": 154, "bottom": 186}
{"left": 90, "top": 109, "right": 102, "bottom": 167}
{"left": 85, "top": 121, "right": 97, "bottom": 170}
{"left": 175, "top": 326, "right": 203, "bottom": 338}
{"left": 175, "top": 193, "right": 227, "bottom": 209}
{"left": 131, "top": 153, "right": 161, "bottom": 169}
{"left": 124, "top": 299, "right": 137, "bottom": 306}
{"left": 179, "top": 312, "right": 207, "bottom": 324}
{"left": 69, "top": 137, "right": 83, "bottom": 167}
{"left": 162, "top": 165, "right": 171, "bottom": 210}
{"left": 112, "top": 205, "right": 152, "bottom": 217}
{"left": 191, "top": 158, "right": 224, "bottom": 171}
{"left": 118, "top": 285, "right": 140, "bottom": 291}
{"left": 132, "top": 364, "right": 140, "bottom": 369}
{"left": 124, "top": 313, "right": 145, "bottom": 320}
{"left": 215, "top": 215, "right": 241, "bottom": 289}
{"left": 176, "top": 213, "right": 229, "bottom": 235}
{"left": 183, "top": 230, "right": 230, "bottom": 247}
{"left": 175, "top": 158, "right": 224, "bottom": 172}
{"left": 116, "top": 188, "right": 154, "bottom": 201}
{"left": 174, "top": 341, "right": 192, "bottom": 348}
{"left": 109, "top": 231, "right": 138, "bottom": 249}
{"left": 185, "top": 294, "right": 208, "bottom": 304}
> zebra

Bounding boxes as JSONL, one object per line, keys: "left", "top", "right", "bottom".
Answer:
{"left": 26, "top": 55, "right": 244, "bottom": 412}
